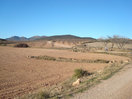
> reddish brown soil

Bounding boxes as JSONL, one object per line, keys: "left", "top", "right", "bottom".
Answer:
{"left": 0, "top": 46, "right": 129, "bottom": 99}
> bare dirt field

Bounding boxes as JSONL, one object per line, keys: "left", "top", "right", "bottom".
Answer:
{"left": 0, "top": 46, "right": 129, "bottom": 99}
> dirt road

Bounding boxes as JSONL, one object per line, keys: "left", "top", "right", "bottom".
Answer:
{"left": 72, "top": 62, "right": 132, "bottom": 99}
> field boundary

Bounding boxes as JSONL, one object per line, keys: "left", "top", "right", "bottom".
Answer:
{"left": 29, "top": 55, "right": 110, "bottom": 63}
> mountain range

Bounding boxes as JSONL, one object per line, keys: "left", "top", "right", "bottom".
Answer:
{"left": 6, "top": 36, "right": 47, "bottom": 41}
{"left": 6, "top": 35, "right": 96, "bottom": 41}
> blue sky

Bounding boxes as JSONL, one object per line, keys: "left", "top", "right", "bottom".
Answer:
{"left": 0, "top": 0, "right": 132, "bottom": 39}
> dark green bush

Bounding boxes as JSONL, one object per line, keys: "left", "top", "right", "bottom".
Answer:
{"left": 37, "top": 91, "right": 50, "bottom": 99}
{"left": 14, "top": 43, "right": 29, "bottom": 48}
{"left": 73, "top": 69, "right": 91, "bottom": 78}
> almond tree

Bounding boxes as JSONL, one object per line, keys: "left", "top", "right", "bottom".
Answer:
{"left": 108, "top": 35, "right": 129, "bottom": 49}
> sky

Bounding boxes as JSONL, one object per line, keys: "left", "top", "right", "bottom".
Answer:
{"left": 0, "top": 0, "right": 132, "bottom": 39}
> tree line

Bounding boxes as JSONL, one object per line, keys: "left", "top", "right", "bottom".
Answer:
{"left": 99, "top": 35, "right": 131, "bottom": 50}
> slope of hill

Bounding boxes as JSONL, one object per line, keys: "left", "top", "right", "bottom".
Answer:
{"left": 0, "top": 38, "right": 15, "bottom": 45}
{"left": 6, "top": 36, "right": 28, "bottom": 41}
{"left": 36, "top": 35, "right": 80, "bottom": 40}
{"left": 37, "top": 35, "right": 96, "bottom": 41}
{"left": 28, "top": 36, "right": 47, "bottom": 41}
{"left": 6, "top": 36, "right": 47, "bottom": 41}
{"left": 0, "top": 38, "right": 7, "bottom": 41}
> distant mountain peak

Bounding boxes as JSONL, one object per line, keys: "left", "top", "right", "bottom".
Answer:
{"left": 6, "top": 36, "right": 27, "bottom": 41}
{"left": 6, "top": 35, "right": 47, "bottom": 41}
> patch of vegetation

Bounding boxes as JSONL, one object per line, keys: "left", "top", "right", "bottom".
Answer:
{"left": 37, "top": 91, "right": 50, "bottom": 99}
{"left": 73, "top": 69, "right": 92, "bottom": 78}
{"left": 14, "top": 43, "right": 29, "bottom": 48}
{"left": 100, "top": 63, "right": 126, "bottom": 80}
{"left": 33, "top": 55, "right": 110, "bottom": 63}
{"left": 94, "top": 59, "right": 109, "bottom": 63}
{"left": 36, "top": 55, "right": 56, "bottom": 61}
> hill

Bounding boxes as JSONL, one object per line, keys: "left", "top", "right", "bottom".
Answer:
{"left": 6, "top": 36, "right": 47, "bottom": 41}
{"left": 39, "top": 35, "right": 81, "bottom": 40}
{"left": 0, "top": 38, "right": 7, "bottom": 41}
{"left": 6, "top": 36, "right": 28, "bottom": 41}
{"left": 28, "top": 36, "right": 47, "bottom": 41}
{"left": 37, "top": 35, "right": 96, "bottom": 40}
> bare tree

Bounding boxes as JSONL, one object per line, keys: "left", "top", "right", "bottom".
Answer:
{"left": 108, "top": 36, "right": 115, "bottom": 50}
{"left": 99, "top": 37, "right": 110, "bottom": 49}
{"left": 108, "top": 35, "right": 129, "bottom": 49}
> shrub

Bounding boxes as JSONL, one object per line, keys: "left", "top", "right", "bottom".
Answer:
{"left": 37, "top": 91, "right": 50, "bottom": 99}
{"left": 36, "top": 55, "right": 56, "bottom": 61}
{"left": 73, "top": 69, "right": 91, "bottom": 78}
{"left": 14, "top": 43, "right": 29, "bottom": 48}
{"left": 94, "top": 59, "right": 109, "bottom": 63}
